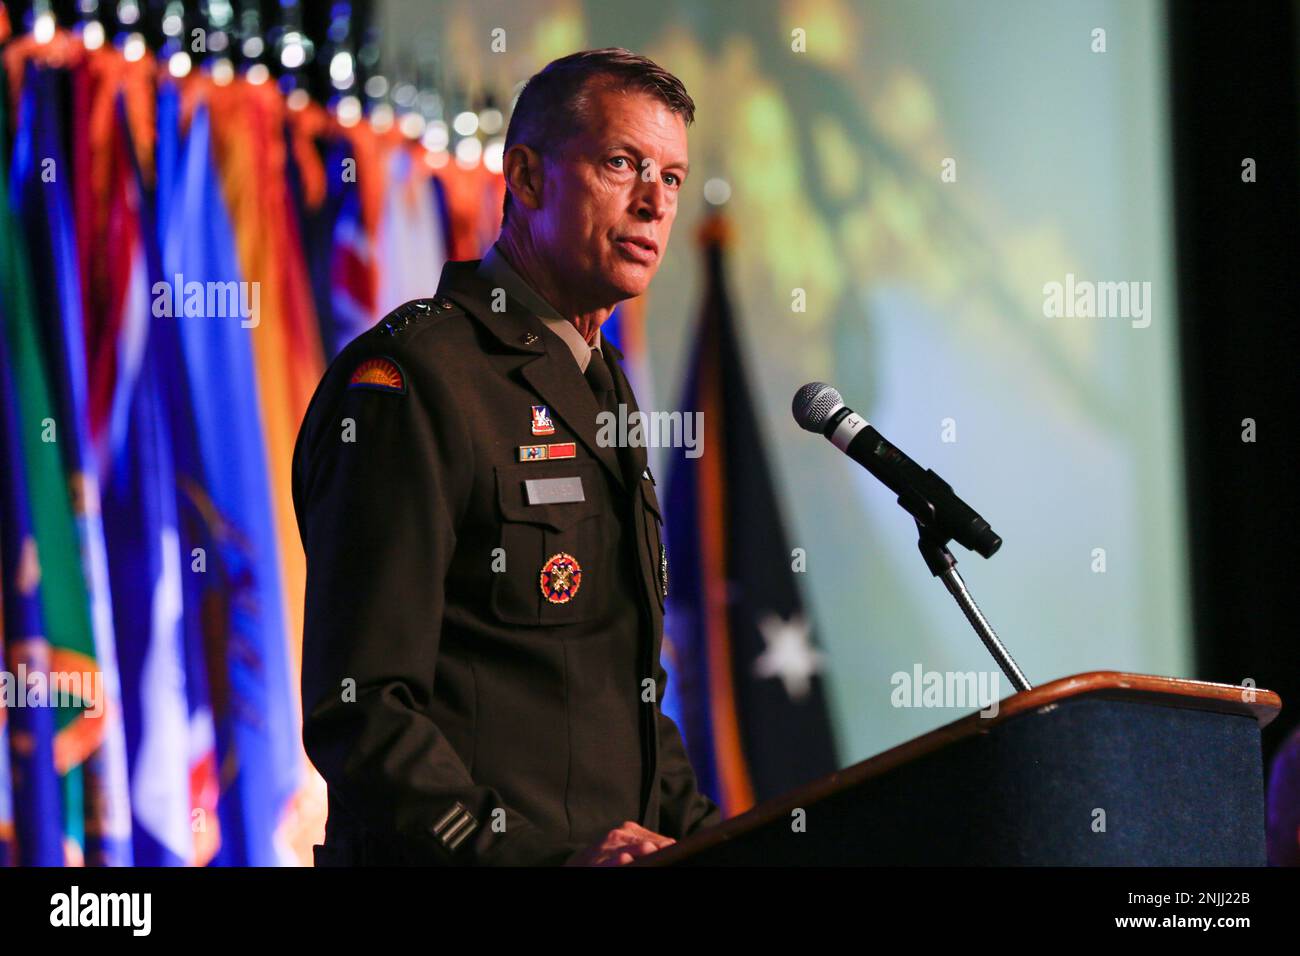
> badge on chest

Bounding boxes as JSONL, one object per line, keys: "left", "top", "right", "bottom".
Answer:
{"left": 539, "top": 551, "right": 582, "bottom": 604}
{"left": 523, "top": 478, "right": 587, "bottom": 604}
{"left": 491, "top": 460, "right": 602, "bottom": 624}
{"left": 530, "top": 404, "right": 554, "bottom": 435}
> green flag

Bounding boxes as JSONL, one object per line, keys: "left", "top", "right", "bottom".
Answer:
{"left": 0, "top": 67, "right": 100, "bottom": 858}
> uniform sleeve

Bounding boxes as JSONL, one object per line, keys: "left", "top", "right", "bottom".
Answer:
{"left": 652, "top": 660, "right": 723, "bottom": 839}
{"left": 294, "top": 338, "right": 585, "bottom": 866}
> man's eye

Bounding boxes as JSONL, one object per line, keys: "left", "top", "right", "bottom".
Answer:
{"left": 609, "top": 156, "right": 630, "bottom": 170}
{"left": 663, "top": 173, "right": 680, "bottom": 187}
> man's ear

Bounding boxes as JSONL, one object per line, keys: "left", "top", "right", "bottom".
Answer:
{"left": 503, "top": 144, "right": 545, "bottom": 213}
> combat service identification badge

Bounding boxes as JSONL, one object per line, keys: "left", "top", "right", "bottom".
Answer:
{"left": 540, "top": 552, "right": 582, "bottom": 604}
{"left": 348, "top": 356, "right": 406, "bottom": 394}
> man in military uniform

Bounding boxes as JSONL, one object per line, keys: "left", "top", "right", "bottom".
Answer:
{"left": 293, "top": 48, "right": 720, "bottom": 865}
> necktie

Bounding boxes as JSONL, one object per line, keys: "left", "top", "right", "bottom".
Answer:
{"left": 584, "top": 346, "right": 639, "bottom": 485}
{"left": 584, "top": 347, "right": 616, "bottom": 414}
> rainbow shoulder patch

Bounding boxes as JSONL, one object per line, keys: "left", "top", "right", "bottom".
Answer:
{"left": 348, "top": 356, "right": 406, "bottom": 394}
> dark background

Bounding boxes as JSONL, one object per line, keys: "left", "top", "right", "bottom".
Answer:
{"left": 1169, "top": 0, "right": 1300, "bottom": 765}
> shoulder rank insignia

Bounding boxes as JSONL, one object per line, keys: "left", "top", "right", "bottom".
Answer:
{"left": 540, "top": 552, "right": 582, "bottom": 604}
{"left": 348, "top": 356, "right": 406, "bottom": 394}
{"left": 377, "top": 297, "right": 456, "bottom": 337}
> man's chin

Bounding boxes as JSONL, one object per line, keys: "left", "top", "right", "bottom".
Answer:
{"left": 607, "top": 265, "right": 658, "bottom": 301}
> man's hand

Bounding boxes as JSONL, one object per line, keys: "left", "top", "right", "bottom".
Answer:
{"left": 564, "top": 821, "right": 676, "bottom": 866}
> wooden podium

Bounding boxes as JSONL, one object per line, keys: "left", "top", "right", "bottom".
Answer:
{"left": 645, "top": 673, "right": 1281, "bottom": 866}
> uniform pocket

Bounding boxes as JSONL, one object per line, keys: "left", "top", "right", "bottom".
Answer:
{"left": 490, "top": 460, "right": 606, "bottom": 626}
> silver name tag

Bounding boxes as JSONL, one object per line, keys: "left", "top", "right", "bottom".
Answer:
{"left": 524, "top": 476, "right": 585, "bottom": 505}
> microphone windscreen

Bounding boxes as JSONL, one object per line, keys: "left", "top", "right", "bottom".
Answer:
{"left": 792, "top": 382, "right": 843, "bottom": 432}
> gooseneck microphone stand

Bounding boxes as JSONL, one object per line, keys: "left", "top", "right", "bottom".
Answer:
{"left": 915, "top": 518, "right": 1032, "bottom": 693}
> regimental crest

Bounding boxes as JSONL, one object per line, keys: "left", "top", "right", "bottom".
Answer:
{"left": 539, "top": 551, "right": 582, "bottom": 604}
{"left": 530, "top": 404, "right": 555, "bottom": 435}
{"left": 348, "top": 356, "right": 406, "bottom": 394}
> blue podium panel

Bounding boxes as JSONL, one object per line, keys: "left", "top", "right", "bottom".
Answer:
{"left": 664, "top": 680, "right": 1272, "bottom": 866}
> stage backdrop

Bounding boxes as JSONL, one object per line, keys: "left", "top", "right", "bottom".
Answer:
{"left": 379, "top": 0, "right": 1190, "bottom": 767}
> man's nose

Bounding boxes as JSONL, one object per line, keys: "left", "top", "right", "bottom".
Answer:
{"left": 633, "top": 174, "right": 669, "bottom": 221}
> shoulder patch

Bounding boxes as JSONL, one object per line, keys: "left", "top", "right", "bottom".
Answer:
{"left": 348, "top": 356, "right": 406, "bottom": 394}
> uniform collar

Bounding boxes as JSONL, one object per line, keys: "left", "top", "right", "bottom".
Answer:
{"left": 477, "top": 243, "right": 602, "bottom": 374}
{"left": 433, "top": 258, "right": 632, "bottom": 493}
{"left": 434, "top": 258, "right": 625, "bottom": 366}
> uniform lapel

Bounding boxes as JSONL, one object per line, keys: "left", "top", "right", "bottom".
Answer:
{"left": 435, "top": 260, "right": 628, "bottom": 494}
{"left": 518, "top": 354, "right": 627, "bottom": 493}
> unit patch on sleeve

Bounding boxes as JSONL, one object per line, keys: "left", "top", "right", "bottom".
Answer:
{"left": 348, "top": 356, "right": 407, "bottom": 394}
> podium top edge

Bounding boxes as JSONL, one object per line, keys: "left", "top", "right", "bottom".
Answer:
{"left": 1007, "top": 671, "right": 1280, "bottom": 729}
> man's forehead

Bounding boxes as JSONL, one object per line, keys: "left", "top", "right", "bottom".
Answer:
{"left": 577, "top": 87, "right": 688, "bottom": 152}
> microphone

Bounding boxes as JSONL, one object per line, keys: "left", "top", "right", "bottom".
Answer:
{"left": 792, "top": 382, "right": 1002, "bottom": 558}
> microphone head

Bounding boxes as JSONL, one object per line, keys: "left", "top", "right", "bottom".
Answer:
{"left": 792, "top": 382, "right": 844, "bottom": 432}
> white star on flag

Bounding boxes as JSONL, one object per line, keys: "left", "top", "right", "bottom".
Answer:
{"left": 753, "top": 612, "right": 824, "bottom": 701}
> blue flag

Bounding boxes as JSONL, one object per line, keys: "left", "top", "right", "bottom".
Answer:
{"left": 11, "top": 61, "right": 134, "bottom": 866}
{"left": 89, "top": 84, "right": 196, "bottom": 866}
{"left": 0, "top": 294, "right": 65, "bottom": 866}
{"left": 663, "top": 218, "right": 838, "bottom": 816}
{"left": 160, "top": 92, "right": 300, "bottom": 865}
